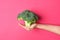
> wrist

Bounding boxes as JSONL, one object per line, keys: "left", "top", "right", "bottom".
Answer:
{"left": 36, "top": 24, "right": 47, "bottom": 29}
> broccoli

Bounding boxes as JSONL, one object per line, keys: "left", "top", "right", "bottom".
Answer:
{"left": 17, "top": 10, "right": 38, "bottom": 27}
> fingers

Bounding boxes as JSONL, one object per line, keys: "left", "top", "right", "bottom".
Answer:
{"left": 18, "top": 22, "right": 27, "bottom": 29}
{"left": 18, "top": 22, "right": 25, "bottom": 27}
{"left": 18, "top": 22, "right": 31, "bottom": 30}
{"left": 18, "top": 22, "right": 37, "bottom": 31}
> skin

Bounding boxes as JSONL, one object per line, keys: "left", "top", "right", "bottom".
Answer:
{"left": 18, "top": 23, "right": 60, "bottom": 35}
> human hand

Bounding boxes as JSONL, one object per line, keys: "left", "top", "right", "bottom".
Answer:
{"left": 18, "top": 23, "right": 37, "bottom": 30}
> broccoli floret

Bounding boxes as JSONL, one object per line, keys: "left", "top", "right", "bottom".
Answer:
{"left": 17, "top": 10, "right": 38, "bottom": 27}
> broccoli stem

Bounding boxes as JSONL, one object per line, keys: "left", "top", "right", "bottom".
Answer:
{"left": 25, "top": 21, "right": 31, "bottom": 27}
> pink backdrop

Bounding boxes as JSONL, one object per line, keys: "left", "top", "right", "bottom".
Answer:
{"left": 0, "top": 0, "right": 60, "bottom": 40}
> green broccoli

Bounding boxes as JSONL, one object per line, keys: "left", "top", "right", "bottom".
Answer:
{"left": 17, "top": 10, "right": 38, "bottom": 27}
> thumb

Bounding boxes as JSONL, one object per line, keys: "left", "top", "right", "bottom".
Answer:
{"left": 30, "top": 24, "right": 37, "bottom": 29}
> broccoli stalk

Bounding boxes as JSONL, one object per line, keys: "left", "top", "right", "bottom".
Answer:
{"left": 25, "top": 21, "right": 32, "bottom": 27}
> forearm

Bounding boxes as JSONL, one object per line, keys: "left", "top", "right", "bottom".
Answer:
{"left": 37, "top": 24, "right": 60, "bottom": 35}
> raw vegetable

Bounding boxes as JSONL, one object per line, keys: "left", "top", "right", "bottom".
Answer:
{"left": 17, "top": 10, "right": 38, "bottom": 27}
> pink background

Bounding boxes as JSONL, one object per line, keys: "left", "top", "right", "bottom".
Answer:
{"left": 0, "top": 0, "right": 60, "bottom": 40}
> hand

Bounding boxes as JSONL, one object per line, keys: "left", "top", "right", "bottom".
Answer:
{"left": 18, "top": 22, "right": 37, "bottom": 30}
